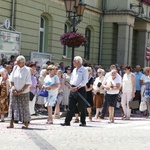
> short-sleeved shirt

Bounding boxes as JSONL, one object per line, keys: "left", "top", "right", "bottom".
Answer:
{"left": 106, "top": 75, "right": 122, "bottom": 95}
{"left": 134, "top": 72, "right": 143, "bottom": 90}
{"left": 9, "top": 65, "right": 31, "bottom": 93}
{"left": 70, "top": 66, "right": 88, "bottom": 87}
{"left": 140, "top": 74, "right": 149, "bottom": 83}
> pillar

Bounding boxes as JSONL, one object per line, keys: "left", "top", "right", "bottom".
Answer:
{"left": 117, "top": 24, "right": 133, "bottom": 66}
{"left": 137, "top": 30, "right": 148, "bottom": 67}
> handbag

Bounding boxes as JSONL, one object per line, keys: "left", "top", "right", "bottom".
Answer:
{"left": 139, "top": 100, "right": 147, "bottom": 112}
{"left": 129, "top": 100, "right": 139, "bottom": 109}
{"left": 30, "top": 92, "right": 35, "bottom": 101}
{"left": 38, "top": 89, "right": 48, "bottom": 98}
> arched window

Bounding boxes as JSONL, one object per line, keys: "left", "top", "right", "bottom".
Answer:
{"left": 63, "top": 23, "right": 71, "bottom": 57}
{"left": 84, "top": 28, "right": 91, "bottom": 60}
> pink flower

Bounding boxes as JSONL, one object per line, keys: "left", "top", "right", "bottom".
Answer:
{"left": 60, "top": 32, "right": 86, "bottom": 47}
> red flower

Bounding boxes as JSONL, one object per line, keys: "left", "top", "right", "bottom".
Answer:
{"left": 141, "top": 0, "right": 150, "bottom": 5}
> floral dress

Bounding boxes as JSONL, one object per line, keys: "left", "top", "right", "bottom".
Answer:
{"left": 44, "top": 75, "right": 59, "bottom": 107}
{"left": 0, "top": 80, "right": 8, "bottom": 115}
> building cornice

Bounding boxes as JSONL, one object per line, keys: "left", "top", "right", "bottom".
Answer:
{"left": 104, "top": 10, "right": 150, "bottom": 23}
{"left": 86, "top": 5, "right": 102, "bottom": 14}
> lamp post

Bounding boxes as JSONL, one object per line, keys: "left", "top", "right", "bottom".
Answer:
{"left": 130, "top": 2, "right": 144, "bottom": 16}
{"left": 64, "top": 0, "right": 86, "bottom": 70}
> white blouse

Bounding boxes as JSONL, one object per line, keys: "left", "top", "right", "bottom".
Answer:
{"left": 9, "top": 66, "right": 32, "bottom": 93}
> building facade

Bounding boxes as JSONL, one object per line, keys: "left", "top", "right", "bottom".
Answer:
{"left": 102, "top": 0, "right": 150, "bottom": 68}
{"left": 0, "top": 0, "right": 150, "bottom": 68}
{"left": 0, "top": 0, "right": 102, "bottom": 66}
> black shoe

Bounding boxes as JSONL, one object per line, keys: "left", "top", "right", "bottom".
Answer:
{"left": 79, "top": 123, "right": 86, "bottom": 127}
{"left": 14, "top": 120, "right": 19, "bottom": 124}
{"left": 99, "top": 115, "right": 104, "bottom": 119}
{"left": 60, "top": 123, "right": 70, "bottom": 126}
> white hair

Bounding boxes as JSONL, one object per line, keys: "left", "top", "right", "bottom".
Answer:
{"left": 143, "top": 67, "right": 149, "bottom": 73}
{"left": 41, "top": 64, "right": 48, "bottom": 69}
{"left": 97, "top": 68, "right": 105, "bottom": 75}
{"left": 16, "top": 55, "right": 26, "bottom": 63}
{"left": 111, "top": 69, "right": 117, "bottom": 74}
{"left": 74, "top": 56, "right": 83, "bottom": 64}
{"left": 40, "top": 69, "right": 47, "bottom": 76}
{"left": 0, "top": 68, "right": 8, "bottom": 75}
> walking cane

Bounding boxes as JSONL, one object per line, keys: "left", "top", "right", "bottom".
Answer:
{"left": 65, "top": 81, "right": 91, "bottom": 107}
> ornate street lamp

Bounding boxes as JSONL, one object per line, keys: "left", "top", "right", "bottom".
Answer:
{"left": 64, "top": 0, "right": 86, "bottom": 70}
{"left": 130, "top": 2, "right": 145, "bottom": 16}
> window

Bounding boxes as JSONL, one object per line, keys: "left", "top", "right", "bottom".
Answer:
{"left": 39, "top": 17, "right": 45, "bottom": 52}
{"left": 63, "top": 23, "right": 71, "bottom": 58}
{"left": 84, "top": 28, "right": 91, "bottom": 60}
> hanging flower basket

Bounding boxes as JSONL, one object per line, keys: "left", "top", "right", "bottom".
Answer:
{"left": 60, "top": 32, "right": 86, "bottom": 48}
{"left": 139, "top": 0, "right": 150, "bottom": 5}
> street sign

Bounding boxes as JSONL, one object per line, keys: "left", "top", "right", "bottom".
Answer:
{"left": 3, "top": 19, "right": 10, "bottom": 29}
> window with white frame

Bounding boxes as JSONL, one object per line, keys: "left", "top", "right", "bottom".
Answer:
{"left": 63, "top": 23, "right": 71, "bottom": 58}
{"left": 39, "top": 17, "right": 45, "bottom": 52}
{"left": 84, "top": 28, "right": 91, "bottom": 60}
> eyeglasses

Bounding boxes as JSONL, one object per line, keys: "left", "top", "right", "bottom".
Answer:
{"left": 48, "top": 68, "right": 54, "bottom": 71}
{"left": 67, "top": 69, "right": 71, "bottom": 70}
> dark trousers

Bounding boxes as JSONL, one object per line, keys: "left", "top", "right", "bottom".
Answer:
{"left": 132, "top": 90, "right": 141, "bottom": 113}
{"left": 101, "top": 93, "right": 108, "bottom": 116}
{"left": 65, "top": 87, "right": 87, "bottom": 124}
{"left": 134, "top": 90, "right": 141, "bottom": 104}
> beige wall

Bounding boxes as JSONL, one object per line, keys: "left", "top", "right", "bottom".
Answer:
{"left": 0, "top": 0, "right": 11, "bottom": 24}
{"left": 84, "top": 0, "right": 101, "bottom": 9}
{"left": 106, "top": 0, "right": 139, "bottom": 10}
{"left": 0, "top": 0, "right": 101, "bottom": 66}
{"left": 102, "top": 22, "right": 118, "bottom": 68}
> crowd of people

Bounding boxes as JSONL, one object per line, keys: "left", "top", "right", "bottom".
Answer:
{"left": 0, "top": 54, "right": 150, "bottom": 128}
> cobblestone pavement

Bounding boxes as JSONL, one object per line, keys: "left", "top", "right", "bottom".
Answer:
{"left": 0, "top": 116, "right": 150, "bottom": 150}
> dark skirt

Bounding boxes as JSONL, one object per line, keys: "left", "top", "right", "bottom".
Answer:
{"left": 8, "top": 92, "right": 31, "bottom": 122}
{"left": 107, "top": 94, "right": 118, "bottom": 107}
{"left": 93, "top": 94, "right": 104, "bottom": 108}
{"left": 86, "top": 91, "right": 93, "bottom": 107}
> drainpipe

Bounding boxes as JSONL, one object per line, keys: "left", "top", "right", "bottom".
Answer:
{"left": 11, "top": 0, "right": 15, "bottom": 28}
{"left": 98, "top": 0, "right": 106, "bottom": 65}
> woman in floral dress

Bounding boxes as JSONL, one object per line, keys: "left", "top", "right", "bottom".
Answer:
{"left": 43, "top": 65, "right": 59, "bottom": 124}
{"left": 0, "top": 68, "right": 9, "bottom": 122}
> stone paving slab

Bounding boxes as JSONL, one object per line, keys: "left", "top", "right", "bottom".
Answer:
{"left": 1, "top": 116, "right": 150, "bottom": 150}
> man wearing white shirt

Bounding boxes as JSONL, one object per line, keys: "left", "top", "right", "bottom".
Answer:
{"left": 61, "top": 56, "right": 88, "bottom": 126}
